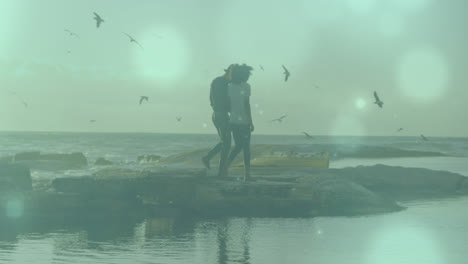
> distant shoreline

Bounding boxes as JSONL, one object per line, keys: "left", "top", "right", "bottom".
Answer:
{"left": 0, "top": 130, "right": 467, "bottom": 139}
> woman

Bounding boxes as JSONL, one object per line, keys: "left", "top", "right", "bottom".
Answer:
{"left": 223, "top": 64, "right": 254, "bottom": 181}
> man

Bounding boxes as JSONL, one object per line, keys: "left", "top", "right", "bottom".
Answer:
{"left": 202, "top": 64, "right": 234, "bottom": 177}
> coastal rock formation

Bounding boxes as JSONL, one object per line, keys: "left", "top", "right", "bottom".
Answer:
{"left": 2, "top": 161, "right": 467, "bottom": 221}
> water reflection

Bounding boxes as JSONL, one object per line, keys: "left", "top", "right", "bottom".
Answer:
{"left": 217, "top": 218, "right": 252, "bottom": 264}
{"left": 1, "top": 199, "right": 467, "bottom": 264}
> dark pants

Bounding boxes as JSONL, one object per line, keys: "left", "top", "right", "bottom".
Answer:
{"left": 226, "top": 124, "right": 251, "bottom": 176}
{"left": 205, "top": 112, "right": 231, "bottom": 175}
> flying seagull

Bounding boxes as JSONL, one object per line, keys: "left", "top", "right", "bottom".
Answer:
{"left": 302, "top": 132, "right": 314, "bottom": 139}
{"left": 89, "top": 120, "right": 96, "bottom": 123}
{"left": 123, "top": 32, "right": 143, "bottom": 49}
{"left": 420, "top": 134, "right": 429, "bottom": 141}
{"left": 373, "top": 91, "right": 384, "bottom": 108}
{"left": 139, "top": 96, "right": 149, "bottom": 105}
{"left": 259, "top": 65, "right": 264, "bottom": 71}
{"left": 282, "top": 65, "right": 290, "bottom": 82}
{"left": 8, "top": 89, "right": 28, "bottom": 108}
{"left": 271, "top": 115, "right": 287, "bottom": 123}
{"left": 397, "top": 128, "right": 403, "bottom": 132}
{"left": 64, "top": 29, "right": 79, "bottom": 38}
{"left": 93, "top": 12, "right": 104, "bottom": 28}
{"left": 176, "top": 116, "right": 182, "bottom": 122}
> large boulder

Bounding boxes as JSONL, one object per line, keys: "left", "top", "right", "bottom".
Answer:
{"left": 295, "top": 173, "right": 402, "bottom": 215}
{"left": 329, "top": 164, "right": 468, "bottom": 199}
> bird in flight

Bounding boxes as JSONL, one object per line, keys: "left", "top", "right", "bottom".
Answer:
{"left": 302, "top": 132, "right": 314, "bottom": 139}
{"left": 93, "top": 12, "right": 104, "bottom": 28}
{"left": 259, "top": 65, "right": 264, "bottom": 71}
{"left": 420, "top": 134, "right": 429, "bottom": 141}
{"left": 139, "top": 96, "right": 149, "bottom": 105}
{"left": 373, "top": 91, "right": 384, "bottom": 108}
{"left": 64, "top": 29, "right": 79, "bottom": 38}
{"left": 397, "top": 128, "right": 403, "bottom": 132}
{"left": 271, "top": 115, "right": 287, "bottom": 123}
{"left": 123, "top": 33, "right": 143, "bottom": 49}
{"left": 282, "top": 65, "right": 290, "bottom": 82}
{"left": 89, "top": 120, "right": 96, "bottom": 123}
{"left": 8, "top": 89, "right": 28, "bottom": 108}
{"left": 176, "top": 116, "right": 182, "bottom": 122}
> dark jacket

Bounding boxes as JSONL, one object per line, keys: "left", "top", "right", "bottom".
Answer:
{"left": 210, "top": 76, "right": 230, "bottom": 113}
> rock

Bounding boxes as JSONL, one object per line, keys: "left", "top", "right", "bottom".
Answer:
{"left": 11, "top": 152, "right": 87, "bottom": 171}
{"left": 295, "top": 174, "right": 402, "bottom": 215}
{"left": 0, "top": 162, "right": 32, "bottom": 192}
{"left": 329, "top": 164, "right": 468, "bottom": 199}
{"left": 3, "top": 164, "right": 467, "bottom": 221}
{"left": 138, "top": 155, "right": 162, "bottom": 163}
{"left": 95, "top": 157, "right": 113, "bottom": 166}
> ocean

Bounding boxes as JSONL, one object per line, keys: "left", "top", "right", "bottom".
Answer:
{"left": 1, "top": 132, "right": 468, "bottom": 264}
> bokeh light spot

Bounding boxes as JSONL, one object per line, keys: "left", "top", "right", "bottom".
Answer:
{"left": 355, "top": 98, "right": 367, "bottom": 110}
{"left": 366, "top": 224, "right": 445, "bottom": 264}
{"left": 132, "top": 26, "right": 190, "bottom": 85}
{"left": 0, "top": 1, "right": 21, "bottom": 57}
{"left": 396, "top": 47, "right": 449, "bottom": 103}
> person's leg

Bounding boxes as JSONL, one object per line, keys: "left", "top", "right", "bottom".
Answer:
{"left": 225, "top": 125, "right": 245, "bottom": 169}
{"left": 241, "top": 125, "right": 252, "bottom": 180}
{"left": 202, "top": 112, "right": 224, "bottom": 168}
{"left": 218, "top": 115, "right": 231, "bottom": 177}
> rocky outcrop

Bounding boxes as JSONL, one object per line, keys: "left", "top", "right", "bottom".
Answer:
{"left": 47, "top": 164, "right": 468, "bottom": 218}
{"left": 328, "top": 164, "right": 468, "bottom": 199}
{"left": 2, "top": 163, "right": 467, "bottom": 220}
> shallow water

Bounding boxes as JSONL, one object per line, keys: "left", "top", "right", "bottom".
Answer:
{"left": 1, "top": 197, "right": 467, "bottom": 264}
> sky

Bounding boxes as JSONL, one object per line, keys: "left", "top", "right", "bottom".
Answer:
{"left": 0, "top": 0, "right": 467, "bottom": 137}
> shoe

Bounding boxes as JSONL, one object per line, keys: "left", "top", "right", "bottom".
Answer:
{"left": 202, "top": 156, "right": 210, "bottom": 169}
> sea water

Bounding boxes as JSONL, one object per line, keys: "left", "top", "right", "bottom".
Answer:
{"left": 0, "top": 132, "right": 467, "bottom": 264}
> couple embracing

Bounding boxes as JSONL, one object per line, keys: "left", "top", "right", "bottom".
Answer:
{"left": 202, "top": 64, "right": 254, "bottom": 182}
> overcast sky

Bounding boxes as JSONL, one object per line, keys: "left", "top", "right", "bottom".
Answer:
{"left": 0, "top": 0, "right": 467, "bottom": 137}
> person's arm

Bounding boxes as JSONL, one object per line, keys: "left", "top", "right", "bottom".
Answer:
{"left": 245, "top": 84, "right": 254, "bottom": 132}
{"left": 209, "top": 80, "right": 215, "bottom": 108}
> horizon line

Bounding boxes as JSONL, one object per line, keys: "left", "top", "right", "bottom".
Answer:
{"left": 0, "top": 130, "right": 466, "bottom": 139}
